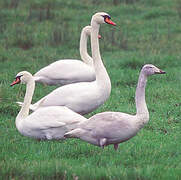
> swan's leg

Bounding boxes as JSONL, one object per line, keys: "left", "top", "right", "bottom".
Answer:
{"left": 114, "top": 143, "right": 119, "bottom": 151}
{"left": 99, "top": 138, "right": 107, "bottom": 149}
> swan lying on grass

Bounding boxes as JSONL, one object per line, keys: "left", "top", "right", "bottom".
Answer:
{"left": 11, "top": 71, "right": 87, "bottom": 140}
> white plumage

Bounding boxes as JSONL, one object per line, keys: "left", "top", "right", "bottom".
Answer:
{"left": 34, "top": 26, "right": 95, "bottom": 86}
{"left": 27, "top": 12, "right": 116, "bottom": 115}
{"left": 11, "top": 71, "right": 87, "bottom": 140}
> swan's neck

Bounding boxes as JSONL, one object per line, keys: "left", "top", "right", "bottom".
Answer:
{"left": 135, "top": 72, "right": 149, "bottom": 126}
{"left": 80, "top": 29, "right": 93, "bottom": 66}
{"left": 16, "top": 79, "right": 35, "bottom": 124}
{"left": 91, "top": 21, "right": 111, "bottom": 92}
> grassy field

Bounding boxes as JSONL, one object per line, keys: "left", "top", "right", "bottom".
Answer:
{"left": 0, "top": 0, "right": 181, "bottom": 179}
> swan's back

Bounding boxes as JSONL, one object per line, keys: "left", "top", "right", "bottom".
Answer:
{"left": 17, "top": 106, "right": 87, "bottom": 140}
{"left": 32, "top": 81, "right": 110, "bottom": 115}
{"left": 88, "top": 112, "right": 136, "bottom": 130}
{"left": 34, "top": 59, "right": 95, "bottom": 85}
{"left": 76, "top": 112, "right": 138, "bottom": 143}
{"left": 25, "top": 106, "right": 86, "bottom": 126}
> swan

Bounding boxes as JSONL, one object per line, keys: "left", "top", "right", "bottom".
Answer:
{"left": 64, "top": 64, "right": 166, "bottom": 150}
{"left": 11, "top": 71, "right": 87, "bottom": 140}
{"left": 27, "top": 12, "right": 116, "bottom": 115}
{"left": 33, "top": 25, "right": 97, "bottom": 86}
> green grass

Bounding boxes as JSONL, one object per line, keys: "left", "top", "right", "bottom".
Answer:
{"left": 0, "top": 0, "right": 181, "bottom": 179}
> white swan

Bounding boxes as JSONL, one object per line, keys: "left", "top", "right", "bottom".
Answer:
{"left": 34, "top": 25, "right": 97, "bottom": 86}
{"left": 28, "top": 12, "right": 116, "bottom": 115}
{"left": 11, "top": 71, "right": 87, "bottom": 140}
{"left": 64, "top": 64, "right": 166, "bottom": 150}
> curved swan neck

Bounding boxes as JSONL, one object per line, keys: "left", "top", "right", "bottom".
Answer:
{"left": 80, "top": 27, "right": 93, "bottom": 66}
{"left": 90, "top": 20, "right": 111, "bottom": 91}
{"left": 91, "top": 21, "right": 101, "bottom": 61}
{"left": 135, "top": 71, "right": 149, "bottom": 123}
{"left": 16, "top": 78, "right": 35, "bottom": 122}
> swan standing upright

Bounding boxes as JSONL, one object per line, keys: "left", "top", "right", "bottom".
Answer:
{"left": 11, "top": 71, "right": 87, "bottom": 140}
{"left": 34, "top": 26, "right": 96, "bottom": 86}
{"left": 27, "top": 12, "right": 116, "bottom": 115}
{"left": 64, "top": 64, "right": 166, "bottom": 150}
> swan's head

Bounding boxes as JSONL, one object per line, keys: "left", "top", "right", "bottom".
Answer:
{"left": 91, "top": 12, "right": 116, "bottom": 26}
{"left": 82, "top": 25, "right": 101, "bottom": 39}
{"left": 10, "top": 71, "right": 33, "bottom": 86}
{"left": 142, "top": 64, "right": 166, "bottom": 76}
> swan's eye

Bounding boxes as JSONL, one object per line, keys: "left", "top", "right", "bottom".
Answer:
{"left": 102, "top": 15, "right": 111, "bottom": 20}
{"left": 16, "top": 75, "right": 23, "bottom": 80}
{"left": 16, "top": 75, "right": 22, "bottom": 78}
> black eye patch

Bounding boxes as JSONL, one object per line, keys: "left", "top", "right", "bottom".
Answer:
{"left": 15, "top": 75, "right": 23, "bottom": 79}
{"left": 102, "top": 15, "right": 111, "bottom": 20}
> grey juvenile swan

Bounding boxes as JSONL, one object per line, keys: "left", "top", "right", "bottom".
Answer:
{"left": 64, "top": 64, "right": 166, "bottom": 150}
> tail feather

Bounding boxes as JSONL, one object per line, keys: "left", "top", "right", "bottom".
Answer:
{"left": 16, "top": 101, "right": 23, "bottom": 107}
{"left": 16, "top": 101, "right": 39, "bottom": 111}
{"left": 16, "top": 97, "right": 46, "bottom": 111}
{"left": 64, "top": 128, "right": 83, "bottom": 138}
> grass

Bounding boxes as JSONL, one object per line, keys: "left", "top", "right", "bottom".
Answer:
{"left": 0, "top": 0, "right": 181, "bottom": 179}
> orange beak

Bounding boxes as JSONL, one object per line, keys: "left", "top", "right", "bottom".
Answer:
{"left": 10, "top": 77, "right": 21, "bottom": 86}
{"left": 105, "top": 17, "right": 116, "bottom": 26}
{"left": 155, "top": 69, "right": 166, "bottom": 74}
